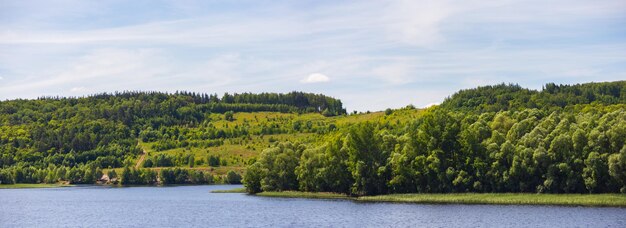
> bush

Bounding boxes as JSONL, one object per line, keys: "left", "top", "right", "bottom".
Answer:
{"left": 226, "top": 170, "right": 242, "bottom": 184}
{"left": 224, "top": 111, "right": 235, "bottom": 121}
{"left": 207, "top": 155, "right": 220, "bottom": 167}
{"left": 384, "top": 108, "right": 393, "bottom": 115}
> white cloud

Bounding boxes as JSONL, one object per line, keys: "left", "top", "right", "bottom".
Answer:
{"left": 1, "top": 0, "right": 625, "bottom": 110}
{"left": 70, "top": 86, "right": 87, "bottom": 92}
{"left": 421, "top": 102, "right": 440, "bottom": 108}
{"left": 167, "top": 53, "right": 244, "bottom": 91}
{"left": 371, "top": 62, "right": 413, "bottom": 85}
{"left": 0, "top": 48, "right": 170, "bottom": 97}
{"left": 382, "top": 0, "right": 454, "bottom": 46}
{"left": 301, "top": 73, "right": 330, "bottom": 84}
{"left": 338, "top": 87, "right": 449, "bottom": 112}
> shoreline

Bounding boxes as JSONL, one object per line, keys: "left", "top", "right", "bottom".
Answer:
{"left": 6, "top": 184, "right": 625, "bottom": 208}
{"left": 211, "top": 187, "right": 247, "bottom": 193}
{"left": 0, "top": 183, "right": 242, "bottom": 189}
{"left": 253, "top": 191, "right": 626, "bottom": 208}
{"left": 0, "top": 183, "right": 76, "bottom": 189}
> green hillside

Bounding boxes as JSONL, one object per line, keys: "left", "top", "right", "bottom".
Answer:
{"left": 243, "top": 81, "right": 626, "bottom": 195}
{"left": 2, "top": 81, "right": 625, "bottom": 194}
{"left": 0, "top": 91, "right": 349, "bottom": 184}
{"left": 0, "top": 90, "right": 422, "bottom": 185}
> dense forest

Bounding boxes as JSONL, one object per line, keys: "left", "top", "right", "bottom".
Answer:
{"left": 244, "top": 81, "right": 626, "bottom": 195}
{"left": 0, "top": 91, "right": 344, "bottom": 185}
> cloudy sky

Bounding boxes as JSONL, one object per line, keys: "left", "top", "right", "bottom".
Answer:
{"left": 1, "top": 0, "right": 625, "bottom": 111}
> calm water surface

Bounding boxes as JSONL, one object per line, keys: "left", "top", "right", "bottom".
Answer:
{"left": 1, "top": 185, "right": 625, "bottom": 227}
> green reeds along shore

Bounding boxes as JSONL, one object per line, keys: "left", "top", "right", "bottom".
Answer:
{"left": 0, "top": 183, "right": 75, "bottom": 189}
{"left": 211, "top": 188, "right": 247, "bottom": 193}
{"left": 358, "top": 193, "right": 626, "bottom": 207}
{"left": 254, "top": 192, "right": 626, "bottom": 207}
{"left": 256, "top": 191, "right": 351, "bottom": 200}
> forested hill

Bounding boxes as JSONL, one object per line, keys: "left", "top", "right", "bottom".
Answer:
{"left": 441, "top": 81, "right": 625, "bottom": 112}
{"left": 244, "top": 81, "right": 626, "bottom": 195}
{"left": 0, "top": 91, "right": 345, "bottom": 185}
{"left": 3, "top": 82, "right": 626, "bottom": 193}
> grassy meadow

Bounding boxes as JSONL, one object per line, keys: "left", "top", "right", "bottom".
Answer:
{"left": 127, "top": 109, "right": 422, "bottom": 177}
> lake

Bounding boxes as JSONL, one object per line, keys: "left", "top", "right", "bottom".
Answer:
{"left": 1, "top": 185, "right": 625, "bottom": 227}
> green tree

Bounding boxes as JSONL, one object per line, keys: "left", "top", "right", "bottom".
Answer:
{"left": 384, "top": 108, "right": 393, "bottom": 116}
{"left": 0, "top": 169, "right": 14, "bottom": 184}
{"left": 108, "top": 169, "right": 117, "bottom": 180}
{"left": 583, "top": 152, "right": 610, "bottom": 193}
{"left": 226, "top": 170, "right": 242, "bottom": 184}
{"left": 224, "top": 111, "right": 235, "bottom": 121}
{"left": 188, "top": 156, "right": 195, "bottom": 168}
{"left": 143, "top": 158, "right": 154, "bottom": 168}
{"left": 120, "top": 166, "right": 132, "bottom": 185}
{"left": 243, "top": 163, "right": 263, "bottom": 193}
{"left": 345, "top": 123, "right": 388, "bottom": 195}
{"left": 608, "top": 146, "right": 626, "bottom": 193}
{"left": 296, "top": 147, "right": 326, "bottom": 192}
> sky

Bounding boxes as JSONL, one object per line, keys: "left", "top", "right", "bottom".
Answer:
{"left": 0, "top": 0, "right": 625, "bottom": 111}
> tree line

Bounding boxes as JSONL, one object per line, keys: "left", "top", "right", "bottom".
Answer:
{"left": 120, "top": 167, "right": 241, "bottom": 185}
{"left": 442, "top": 81, "right": 625, "bottom": 112}
{"left": 244, "top": 81, "right": 626, "bottom": 195}
{"left": 0, "top": 164, "right": 242, "bottom": 185}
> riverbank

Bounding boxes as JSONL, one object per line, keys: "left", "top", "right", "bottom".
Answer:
{"left": 211, "top": 187, "right": 247, "bottom": 193}
{"left": 359, "top": 193, "right": 626, "bottom": 207}
{"left": 254, "top": 191, "right": 626, "bottom": 207}
{"left": 1, "top": 183, "right": 243, "bottom": 189}
{"left": 257, "top": 191, "right": 351, "bottom": 199}
{"left": 0, "top": 183, "right": 76, "bottom": 189}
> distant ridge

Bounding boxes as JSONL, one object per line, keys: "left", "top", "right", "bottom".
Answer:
{"left": 441, "top": 81, "right": 625, "bottom": 112}
{"left": 3, "top": 91, "right": 346, "bottom": 117}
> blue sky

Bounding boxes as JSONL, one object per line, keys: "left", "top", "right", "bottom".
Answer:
{"left": 1, "top": 0, "right": 625, "bottom": 111}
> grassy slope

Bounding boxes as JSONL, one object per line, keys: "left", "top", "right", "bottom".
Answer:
{"left": 0, "top": 183, "right": 75, "bottom": 189}
{"left": 127, "top": 109, "right": 422, "bottom": 176}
